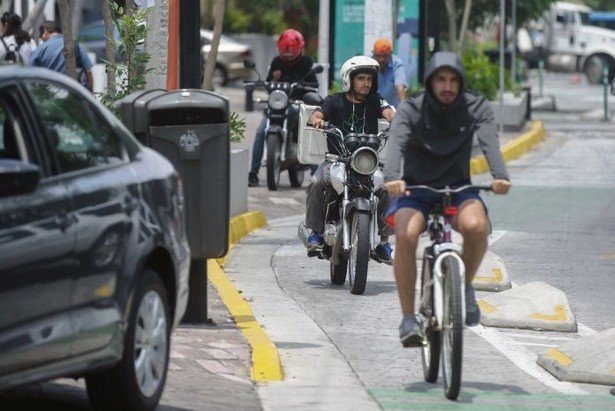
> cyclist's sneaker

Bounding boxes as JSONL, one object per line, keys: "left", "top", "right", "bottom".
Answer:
{"left": 372, "top": 242, "right": 393, "bottom": 265}
{"left": 248, "top": 172, "right": 259, "bottom": 187}
{"left": 399, "top": 314, "right": 423, "bottom": 347}
{"left": 465, "top": 285, "right": 481, "bottom": 326}
{"left": 307, "top": 232, "right": 324, "bottom": 253}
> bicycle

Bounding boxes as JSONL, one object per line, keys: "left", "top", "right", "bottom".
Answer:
{"left": 405, "top": 184, "right": 492, "bottom": 400}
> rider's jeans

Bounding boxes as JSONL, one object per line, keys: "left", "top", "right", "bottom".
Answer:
{"left": 250, "top": 116, "right": 267, "bottom": 175}
{"left": 305, "top": 161, "right": 393, "bottom": 236}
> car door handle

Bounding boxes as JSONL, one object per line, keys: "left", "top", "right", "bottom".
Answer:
{"left": 54, "top": 212, "right": 75, "bottom": 231}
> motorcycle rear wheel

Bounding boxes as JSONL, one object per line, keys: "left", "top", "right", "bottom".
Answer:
{"left": 288, "top": 165, "right": 305, "bottom": 188}
{"left": 330, "top": 257, "right": 347, "bottom": 285}
{"left": 266, "top": 133, "right": 281, "bottom": 191}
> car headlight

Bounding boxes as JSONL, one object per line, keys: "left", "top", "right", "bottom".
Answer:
{"left": 350, "top": 147, "right": 379, "bottom": 175}
{"left": 268, "top": 89, "right": 288, "bottom": 110}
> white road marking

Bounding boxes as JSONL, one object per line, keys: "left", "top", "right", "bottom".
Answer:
{"left": 471, "top": 324, "right": 589, "bottom": 394}
{"left": 269, "top": 197, "right": 301, "bottom": 205}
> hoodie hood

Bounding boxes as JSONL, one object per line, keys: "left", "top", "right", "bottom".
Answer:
{"left": 424, "top": 51, "right": 466, "bottom": 98}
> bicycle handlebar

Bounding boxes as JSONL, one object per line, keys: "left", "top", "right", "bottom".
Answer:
{"left": 405, "top": 184, "right": 493, "bottom": 194}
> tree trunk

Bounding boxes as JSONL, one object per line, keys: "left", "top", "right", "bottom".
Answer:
{"left": 202, "top": 0, "right": 226, "bottom": 90}
{"left": 444, "top": 0, "right": 457, "bottom": 52}
{"left": 458, "top": 0, "right": 473, "bottom": 50}
{"left": 1, "top": 0, "right": 14, "bottom": 14}
{"left": 57, "top": 0, "right": 77, "bottom": 81}
{"left": 22, "top": 0, "right": 49, "bottom": 34}
{"left": 102, "top": 0, "right": 116, "bottom": 96}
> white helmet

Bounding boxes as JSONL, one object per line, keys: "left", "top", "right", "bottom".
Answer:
{"left": 340, "top": 55, "right": 380, "bottom": 94}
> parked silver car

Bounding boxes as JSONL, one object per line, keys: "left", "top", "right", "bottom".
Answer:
{"left": 201, "top": 29, "right": 253, "bottom": 86}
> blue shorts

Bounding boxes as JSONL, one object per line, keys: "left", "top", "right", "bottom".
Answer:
{"left": 385, "top": 187, "right": 486, "bottom": 226}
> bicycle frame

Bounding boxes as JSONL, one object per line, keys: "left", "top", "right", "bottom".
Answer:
{"left": 407, "top": 184, "right": 491, "bottom": 400}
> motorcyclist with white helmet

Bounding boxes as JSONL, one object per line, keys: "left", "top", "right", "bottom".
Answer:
{"left": 305, "top": 55, "right": 396, "bottom": 263}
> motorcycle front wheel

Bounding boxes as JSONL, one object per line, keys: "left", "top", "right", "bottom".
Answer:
{"left": 348, "top": 211, "right": 370, "bottom": 295}
{"left": 266, "top": 133, "right": 281, "bottom": 191}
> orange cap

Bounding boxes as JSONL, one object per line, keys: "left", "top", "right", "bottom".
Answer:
{"left": 373, "top": 38, "right": 392, "bottom": 54}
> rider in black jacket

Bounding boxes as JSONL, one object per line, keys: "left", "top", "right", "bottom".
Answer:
{"left": 248, "top": 29, "right": 318, "bottom": 187}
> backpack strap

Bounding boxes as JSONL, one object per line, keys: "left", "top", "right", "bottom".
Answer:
{"left": 0, "top": 36, "right": 9, "bottom": 53}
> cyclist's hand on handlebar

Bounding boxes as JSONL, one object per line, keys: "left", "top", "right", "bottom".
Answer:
{"left": 385, "top": 180, "right": 408, "bottom": 197}
{"left": 491, "top": 179, "right": 511, "bottom": 195}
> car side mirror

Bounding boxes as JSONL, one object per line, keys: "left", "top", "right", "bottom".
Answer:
{"left": 0, "top": 159, "right": 40, "bottom": 197}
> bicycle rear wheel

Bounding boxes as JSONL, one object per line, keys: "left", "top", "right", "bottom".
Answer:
{"left": 419, "top": 249, "right": 440, "bottom": 383}
{"left": 441, "top": 255, "right": 463, "bottom": 400}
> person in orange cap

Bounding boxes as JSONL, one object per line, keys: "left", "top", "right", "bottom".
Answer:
{"left": 372, "top": 38, "right": 407, "bottom": 107}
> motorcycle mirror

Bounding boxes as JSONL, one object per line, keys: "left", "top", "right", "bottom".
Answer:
{"left": 311, "top": 65, "right": 324, "bottom": 75}
{"left": 243, "top": 59, "right": 256, "bottom": 69}
{"left": 302, "top": 91, "right": 323, "bottom": 106}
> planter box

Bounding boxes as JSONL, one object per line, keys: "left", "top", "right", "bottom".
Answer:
{"left": 491, "top": 91, "right": 528, "bottom": 131}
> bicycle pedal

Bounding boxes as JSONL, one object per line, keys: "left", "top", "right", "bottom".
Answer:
{"left": 307, "top": 250, "right": 325, "bottom": 259}
{"left": 401, "top": 335, "right": 424, "bottom": 348}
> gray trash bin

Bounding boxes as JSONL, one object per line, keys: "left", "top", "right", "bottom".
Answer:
{"left": 146, "top": 89, "right": 230, "bottom": 260}
{"left": 113, "top": 89, "right": 166, "bottom": 144}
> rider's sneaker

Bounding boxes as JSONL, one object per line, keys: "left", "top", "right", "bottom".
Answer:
{"left": 465, "top": 285, "right": 481, "bottom": 326}
{"left": 307, "top": 232, "right": 324, "bottom": 253}
{"left": 399, "top": 314, "right": 423, "bottom": 347}
{"left": 372, "top": 242, "right": 393, "bottom": 265}
{"left": 248, "top": 172, "right": 259, "bottom": 187}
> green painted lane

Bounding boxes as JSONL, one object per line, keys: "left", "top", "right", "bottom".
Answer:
{"left": 370, "top": 387, "right": 615, "bottom": 410}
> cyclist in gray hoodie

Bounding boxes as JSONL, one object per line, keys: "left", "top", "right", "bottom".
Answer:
{"left": 383, "top": 51, "right": 511, "bottom": 347}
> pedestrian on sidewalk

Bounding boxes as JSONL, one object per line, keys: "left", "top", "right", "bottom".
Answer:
{"left": 0, "top": 12, "right": 37, "bottom": 64}
{"left": 29, "top": 20, "right": 93, "bottom": 91}
{"left": 372, "top": 38, "right": 407, "bottom": 108}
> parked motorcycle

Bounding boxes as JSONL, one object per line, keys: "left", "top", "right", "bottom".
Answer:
{"left": 297, "top": 92, "right": 389, "bottom": 295}
{"left": 243, "top": 60, "right": 323, "bottom": 190}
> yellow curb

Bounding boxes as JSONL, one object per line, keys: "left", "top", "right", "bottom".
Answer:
{"left": 471, "top": 120, "right": 545, "bottom": 175}
{"left": 207, "top": 210, "right": 284, "bottom": 382}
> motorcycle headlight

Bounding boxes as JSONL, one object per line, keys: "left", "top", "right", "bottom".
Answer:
{"left": 268, "top": 89, "right": 288, "bottom": 111}
{"left": 350, "top": 147, "right": 379, "bottom": 175}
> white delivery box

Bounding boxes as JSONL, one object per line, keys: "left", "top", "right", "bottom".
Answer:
{"left": 297, "top": 104, "right": 328, "bottom": 165}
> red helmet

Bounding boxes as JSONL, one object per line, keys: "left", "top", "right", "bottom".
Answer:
{"left": 277, "top": 29, "right": 305, "bottom": 61}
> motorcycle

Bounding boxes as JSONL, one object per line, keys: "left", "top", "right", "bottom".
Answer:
{"left": 297, "top": 92, "right": 389, "bottom": 295}
{"left": 243, "top": 60, "right": 323, "bottom": 191}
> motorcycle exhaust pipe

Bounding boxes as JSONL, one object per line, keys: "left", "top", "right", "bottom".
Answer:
{"left": 297, "top": 221, "right": 310, "bottom": 248}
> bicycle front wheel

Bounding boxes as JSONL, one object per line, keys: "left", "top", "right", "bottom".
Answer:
{"left": 420, "top": 249, "right": 440, "bottom": 383}
{"left": 441, "top": 255, "right": 463, "bottom": 400}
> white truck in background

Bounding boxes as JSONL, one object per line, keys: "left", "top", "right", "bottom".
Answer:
{"left": 538, "top": 1, "right": 615, "bottom": 84}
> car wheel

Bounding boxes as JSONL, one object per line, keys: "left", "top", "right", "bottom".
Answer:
{"left": 213, "top": 64, "right": 228, "bottom": 87}
{"left": 85, "top": 269, "right": 171, "bottom": 411}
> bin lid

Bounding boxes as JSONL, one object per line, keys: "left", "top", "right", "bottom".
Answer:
{"left": 147, "top": 89, "right": 229, "bottom": 114}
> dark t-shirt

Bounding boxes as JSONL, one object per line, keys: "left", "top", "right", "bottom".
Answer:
{"left": 266, "top": 55, "right": 317, "bottom": 83}
{"left": 317, "top": 92, "right": 390, "bottom": 154}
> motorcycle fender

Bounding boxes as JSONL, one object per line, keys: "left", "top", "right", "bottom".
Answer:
{"left": 344, "top": 197, "right": 371, "bottom": 220}
{"left": 267, "top": 125, "right": 283, "bottom": 140}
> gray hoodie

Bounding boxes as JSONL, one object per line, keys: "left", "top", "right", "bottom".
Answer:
{"left": 383, "top": 51, "right": 509, "bottom": 185}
